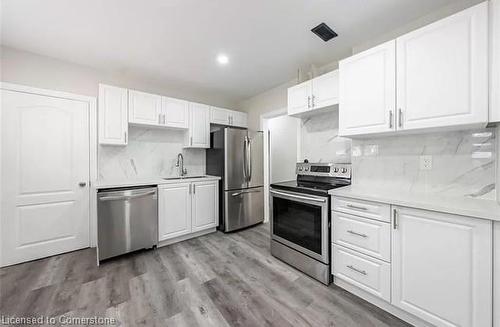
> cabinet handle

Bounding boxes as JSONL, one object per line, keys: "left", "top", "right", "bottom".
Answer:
{"left": 347, "top": 265, "right": 367, "bottom": 276}
{"left": 393, "top": 208, "right": 398, "bottom": 230}
{"left": 162, "top": 114, "right": 166, "bottom": 125}
{"left": 193, "top": 184, "right": 196, "bottom": 194}
{"left": 398, "top": 108, "right": 403, "bottom": 128}
{"left": 312, "top": 95, "right": 315, "bottom": 108}
{"left": 124, "top": 132, "right": 127, "bottom": 143}
{"left": 347, "top": 230, "right": 368, "bottom": 238}
{"left": 346, "top": 204, "right": 367, "bottom": 211}
{"left": 190, "top": 136, "right": 193, "bottom": 146}
{"left": 389, "top": 110, "right": 394, "bottom": 129}
{"left": 307, "top": 96, "right": 311, "bottom": 109}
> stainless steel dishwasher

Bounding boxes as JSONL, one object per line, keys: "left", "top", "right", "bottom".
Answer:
{"left": 97, "top": 186, "right": 158, "bottom": 261}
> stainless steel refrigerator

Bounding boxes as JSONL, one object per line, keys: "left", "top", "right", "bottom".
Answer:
{"left": 206, "top": 128, "right": 264, "bottom": 232}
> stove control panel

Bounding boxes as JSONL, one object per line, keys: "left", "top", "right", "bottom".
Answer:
{"left": 296, "top": 162, "right": 351, "bottom": 179}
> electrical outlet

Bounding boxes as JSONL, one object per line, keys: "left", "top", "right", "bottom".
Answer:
{"left": 420, "top": 155, "right": 432, "bottom": 170}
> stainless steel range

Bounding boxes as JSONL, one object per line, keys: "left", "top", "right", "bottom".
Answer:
{"left": 270, "top": 162, "right": 351, "bottom": 285}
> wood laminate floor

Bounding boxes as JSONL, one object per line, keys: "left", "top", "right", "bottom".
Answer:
{"left": 0, "top": 223, "right": 410, "bottom": 326}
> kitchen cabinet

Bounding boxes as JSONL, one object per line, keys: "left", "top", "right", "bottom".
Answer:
{"left": 396, "top": 2, "right": 488, "bottom": 131}
{"left": 287, "top": 70, "right": 339, "bottom": 116}
{"left": 98, "top": 84, "right": 128, "bottom": 145}
{"left": 392, "top": 206, "right": 492, "bottom": 327}
{"left": 162, "top": 96, "right": 189, "bottom": 129}
{"left": 339, "top": 3, "right": 488, "bottom": 137}
{"left": 158, "top": 180, "right": 218, "bottom": 242}
{"left": 158, "top": 183, "right": 192, "bottom": 241}
{"left": 191, "top": 181, "right": 218, "bottom": 232}
{"left": 495, "top": 222, "right": 500, "bottom": 327}
{"left": 128, "top": 90, "right": 163, "bottom": 126}
{"left": 491, "top": 0, "right": 500, "bottom": 123}
{"left": 186, "top": 102, "right": 210, "bottom": 148}
{"left": 339, "top": 40, "right": 396, "bottom": 136}
{"left": 210, "top": 107, "right": 248, "bottom": 128}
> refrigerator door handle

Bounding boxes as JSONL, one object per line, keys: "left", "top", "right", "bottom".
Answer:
{"left": 247, "top": 137, "right": 252, "bottom": 182}
{"left": 243, "top": 137, "right": 248, "bottom": 181}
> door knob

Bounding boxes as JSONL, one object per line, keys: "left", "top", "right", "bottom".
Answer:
{"left": 79, "top": 182, "right": 87, "bottom": 187}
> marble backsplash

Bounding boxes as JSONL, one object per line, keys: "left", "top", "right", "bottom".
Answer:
{"left": 298, "top": 110, "right": 496, "bottom": 199}
{"left": 351, "top": 129, "right": 496, "bottom": 200}
{"left": 98, "top": 126, "right": 205, "bottom": 181}
{"left": 300, "top": 111, "right": 351, "bottom": 163}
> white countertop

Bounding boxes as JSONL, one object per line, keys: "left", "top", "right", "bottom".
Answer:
{"left": 93, "top": 175, "right": 221, "bottom": 189}
{"left": 329, "top": 186, "right": 500, "bottom": 221}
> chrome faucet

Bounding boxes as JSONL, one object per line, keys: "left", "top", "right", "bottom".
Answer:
{"left": 176, "top": 153, "right": 187, "bottom": 177}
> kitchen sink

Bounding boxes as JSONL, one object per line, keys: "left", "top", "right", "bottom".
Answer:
{"left": 163, "top": 175, "right": 207, "bottom": 180}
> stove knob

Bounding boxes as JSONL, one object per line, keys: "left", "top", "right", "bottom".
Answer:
{"left": 341, "top": 168, "right": 348, "bottom": 173}
{"left": 305, "top": 167, "right": 309, "bottom": 171}
{"left": 298, "top": 167, "right": 303, "bottom": 171}
{"left": 333, "top": 168, "right": 339, "bottom": 173}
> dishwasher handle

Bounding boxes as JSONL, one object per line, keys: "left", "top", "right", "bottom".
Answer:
{"left": 99, "top": 190, "right": 156, "bottom": 202}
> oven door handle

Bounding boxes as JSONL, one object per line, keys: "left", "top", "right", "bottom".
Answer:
{"left": 270, "top": 190, "right": 326, "bottom": 203}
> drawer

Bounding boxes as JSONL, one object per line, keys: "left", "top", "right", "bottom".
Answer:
{"left": 333, "top": 212, "right": 391, "bottom": 262}
{"left": 332, "top": 244, "right": 391, "bottom": 302}
{"left": 333, "top": 196, "right": 391, "bottom": 222}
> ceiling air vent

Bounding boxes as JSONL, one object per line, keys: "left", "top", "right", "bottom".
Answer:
{"left": 311, "top": 23, "right": 338, "bottom": 42}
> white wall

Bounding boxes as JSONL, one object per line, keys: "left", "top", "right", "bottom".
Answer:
{"left": 0, "top": 46, "right": 238, "bottom": 108}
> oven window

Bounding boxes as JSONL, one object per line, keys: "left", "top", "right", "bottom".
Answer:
{"left": 272, "top": 196, "right": 322, "bottom": 255}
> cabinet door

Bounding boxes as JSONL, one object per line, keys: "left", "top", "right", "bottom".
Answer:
{"left": 396, "top": 3, "right": 488, "bottom": 131}
{"left": 312, "top": 70, "right": 339, "bottom": 109}
{"left": 231, "top": 111, "right": 248, "bottom": 128}
{"left": 98, "top": 84, "right": 128, "bottom": 145}
{"left": 339, "top": 40, "right": 396, "bottom": 136}
{"left": 163, "top": 97, "right": 188, "bottom": 129}
{"left": 210, "top": 107, "right": 231, "bottom": 125}
{"left": 287, "top": 80, "right": 312, "bottom": 115}
{"left": 191, "top": 181, "right": 218, "bottom": 232}
{"left": 392, "top": 207, "right": 492, "bottom": 327}
{"left": 491, "top": 0, "right": 500, "bottom": 123}
{"left": 495, "top": 222, "right": 500, "bottom": 327}
{"left": 158, "top": 183, "right": 191, "bottom": 241}
{"left": 188, "top": 102, "right": 210, "bottom": 148}
{"left": 128, "top": 90, "right": 162, "bottom": 126}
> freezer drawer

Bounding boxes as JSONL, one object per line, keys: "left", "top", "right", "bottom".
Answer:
{"left": 97, "top": 186, "right": 158, "bottom": 261}
{"left": 223, "top": 186, "right": 264, "bottom": 232}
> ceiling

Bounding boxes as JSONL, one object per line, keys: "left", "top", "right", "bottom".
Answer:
{"left": 1, "top": 0, "right": 474, "bottom": 104}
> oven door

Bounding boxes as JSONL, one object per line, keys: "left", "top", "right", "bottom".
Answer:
{"left": 270, "top": 188, "right": 329, "bottom": 263}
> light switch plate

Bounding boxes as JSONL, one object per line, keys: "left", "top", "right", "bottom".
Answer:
{"left": 420, "top": 155, "right": 432, "bottom": 170}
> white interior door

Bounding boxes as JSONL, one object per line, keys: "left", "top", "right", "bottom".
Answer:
{"left": 1, "top": 90, "right": 90, "bottom": 266}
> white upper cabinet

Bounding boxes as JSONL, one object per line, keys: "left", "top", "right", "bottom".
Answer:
{"left": 287, "top": 70, "right": 339, "bottom": 117}
{"left": 339, "top": 40, "right": 396, "bottom": 136}
{"left": 210, "top": 107, "right": 248, "bottom": 128}
{"left": 288, "top": 80, "right": 313, "bottom": 115}
{"left": 312, "top": 70, "right": 339, "bottom": 109}
{"left": 392, "top": 207, "right": 492, "bottom": 327}
{"left": 231, "top": 110, "right": 248, "bottom": 128}
{"left": 339, "top": 3, "right": 489, "bottom": 137}
{"left": 491, "top": 0, "right": 500, "bottom": 123}
{"left": 397, "top": 2, "right": 488, "bottom": 131}
{"left": 162, "top": 96, "right": 188, "bottom": 129}
{"left": 187, "top": 102, "right": 210, "bottom": 148}
{"left": 98, "top": 84, "right": 128, "bottom": 145}
{"left": 210, "top": 107, "right": 231, "bottom": 125}
{"left": 128, "top": 90, "right": 163, "bottom": 126}
{"left": 191, "top": 181, "right": 218, "bottom": 232}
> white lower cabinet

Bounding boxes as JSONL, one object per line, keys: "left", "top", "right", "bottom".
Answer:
{"left": 191, "top": 181, "right": 218, "bottom": 232}
{"left": 158, "top": 180, "right": 218, "bottom": 242}
{"left": 392, "top": 206, "right": 492, "bottom": 327}
{"left": 158, "top": 183, "right": 192, "bottom": 241}
{"left": 494, "top": 222, "right": 500, "bottom": 327}
{"left": 332, "top": 244, "right": 391, "bottom": 302}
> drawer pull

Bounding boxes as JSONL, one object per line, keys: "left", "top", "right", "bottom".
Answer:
{"left": 347, "top": 230, "right": 368, "bottom": 238}
{"left": 346, "top": 204, "right": 368, "bottom": 211}
{"left": 347, "top": 265, "right": 367, "bottom": 276}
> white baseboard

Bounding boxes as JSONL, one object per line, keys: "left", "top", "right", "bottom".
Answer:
{"left": 158, "top": 228, "right": 217, "bottom": 247}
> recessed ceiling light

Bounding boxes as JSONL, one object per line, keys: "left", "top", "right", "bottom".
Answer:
{"left": 217, "top": 54, "right": 229, "bottom": 65}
